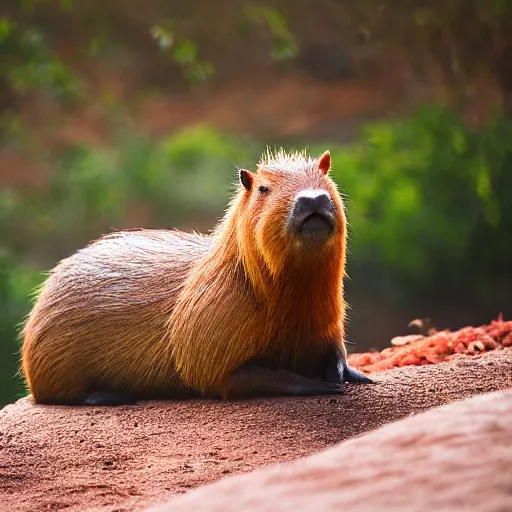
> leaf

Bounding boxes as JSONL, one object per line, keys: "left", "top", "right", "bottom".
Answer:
{"left": 151, "top": 25, "right": 174, "bottom": 51}
{"left": 413, "top": 9, "right": 435, "bottom": 26}
{"left": 184, "top": 61, "right": 215, "bottom": 85}
{"left": 264, "top": 8, "right": 288, "bottom": 35}
{"left": 0, "top": 17, "right": 13, "bottom": 42}
{"left": 476, "top": 164, "right": 500, "bottom": 227}
{"left": 59, "top": 0, "right": 74, "bottom": 9}
{"left": 263, "top": 8, "right": 298, "bottom": 61}
{"left": 172, "top": 40, "right": 197, "bottom": 64}
{"left": 271, "top": 35, "right": 297, "bottom": 61}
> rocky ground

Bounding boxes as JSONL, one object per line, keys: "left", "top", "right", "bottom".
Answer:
{"left": 152, "top": 388, "right": 512, "bottom": 512}
{"left": 1, "top": 325, "right": 511, "bottom": 512}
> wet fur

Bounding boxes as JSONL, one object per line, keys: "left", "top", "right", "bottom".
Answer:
{"left": 22, "top": 150, "right": 349, "bottom": 403}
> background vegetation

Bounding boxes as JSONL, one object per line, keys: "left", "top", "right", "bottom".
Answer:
{"left": 1, "top": 0, "right": 511, "bottom": 407}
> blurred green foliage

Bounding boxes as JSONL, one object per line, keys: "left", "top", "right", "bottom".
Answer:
{"left": 328, "top": 107, "right": 512, "bottom": 295}
{"left": 241, "top": 3, "right": 298, "bottom": 61}
{"left": 0, "top": 251, "right": 43, "bottom": 408}
{"left": 0, "top": 11, "right": 81, "bottom": 105}
{"left": 151, "top": 3, "right": 297, "bottom": 83}
{"left": 2, "top": 109, "right": 512, "bottom": 406}
{"left": 1, "top": 0, "right": 298, "bottom": 109}
{"left": 1, "top": 126, "right": 257, "bottom": 262}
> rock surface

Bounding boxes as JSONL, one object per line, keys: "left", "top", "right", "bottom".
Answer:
{"left": 151, "top": 388, "right": 512, "bottom": 512}
{"left": 0, "top": 349, "right": 511, "bottom": 512}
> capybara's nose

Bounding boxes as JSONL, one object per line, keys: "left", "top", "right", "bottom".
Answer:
{"left": 289, "top": 189, "right": 335, "bottom": 239}
{"left": 293, "top": 190, "right": 333, "bottom": 216}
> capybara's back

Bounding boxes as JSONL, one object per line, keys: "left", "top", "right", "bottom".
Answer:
{"left": 22, "top": 149, "right": 371, "bottom": 406}
{"left": 22, "top": 230, "right": 212, "bottom": 404}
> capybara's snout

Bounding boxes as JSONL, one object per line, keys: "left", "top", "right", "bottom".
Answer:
{"left": 288, "top": 189, "right": 336, "bottom": 240}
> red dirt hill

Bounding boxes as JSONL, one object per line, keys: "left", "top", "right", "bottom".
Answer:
{"left": 151, "top": 388, "right": 512, "bottom": 512}
{"left": 0, "top": 322, "right": 511, "bottom": 512}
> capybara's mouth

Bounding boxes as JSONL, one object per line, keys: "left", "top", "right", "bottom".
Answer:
{"left": 299, "top": 212, "right": 334, "bottom": 238}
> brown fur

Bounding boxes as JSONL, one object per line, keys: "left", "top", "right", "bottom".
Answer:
{"left": 21, "top": 149, "right": 348, "bottom": 403}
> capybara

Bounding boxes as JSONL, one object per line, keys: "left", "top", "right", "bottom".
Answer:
{"left": 21, "top": 149, "right": 371, "bottom": 405}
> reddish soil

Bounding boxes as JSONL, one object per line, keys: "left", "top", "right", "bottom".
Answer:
{"left": 152, "top": 389, "right": 512, "bottom": 512}
{"left": 1, "top": 343, "right": 511, "bottom": 512}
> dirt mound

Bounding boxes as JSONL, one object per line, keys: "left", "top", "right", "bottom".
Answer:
{"left": 348, "top": 317, "right": 512, "bottom": 374}
{"left": 151, "top": 389, "right": 512, "bottom": 512}
{"left": 1, "top": 346, "right": 511, "bottom": 512}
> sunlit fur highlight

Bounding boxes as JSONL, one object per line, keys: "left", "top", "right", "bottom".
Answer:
{"left": 260, "top": 147, "right": 316, "bottom": 173}
{"left": 22, "top": 149, "right": 348, "bottom": 403}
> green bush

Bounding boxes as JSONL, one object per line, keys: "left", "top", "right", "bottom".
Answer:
{"left": 322, "top": 107, "right": 512, "bottom": 297}
{"left": 0, "top": 12, "right": 81, "bottom": 115}
{"left": 1, "top": 125, "right": 259, "bottom": 263}
{"left": 0, "top": 251, "right": 43, "bottom": 408}
{"left": 4, "top": 109, "right": 512, "bottom": 295}
{"left": 53, "top": 124, "right": 257, "bottom": 220}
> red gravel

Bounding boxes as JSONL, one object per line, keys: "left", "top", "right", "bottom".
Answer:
{"left": 348, "top": 317, "right": 512, "bottom": 374}
{"left": 0, "top": 330, "right": 511, "bottom": 512}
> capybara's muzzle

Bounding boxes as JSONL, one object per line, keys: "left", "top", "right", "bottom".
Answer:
{"left": 288, "top": 189, "right": 336, "bottom": 240}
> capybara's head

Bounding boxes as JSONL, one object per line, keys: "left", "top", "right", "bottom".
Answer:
{"left": 237, "top": 149, "right": 346, "bottom": 277}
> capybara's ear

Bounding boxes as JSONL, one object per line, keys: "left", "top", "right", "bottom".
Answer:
{"left": 318, "top": 150, "right": 331, "bottom": 175}
{"left": 239, "top": 169, "right": 254, "bottom": 191}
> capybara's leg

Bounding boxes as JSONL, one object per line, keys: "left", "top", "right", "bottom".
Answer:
{"left": 322, "top": 349, "right": 373, "bottom": 384}
{"left": 27, "top": 368, "right": 91, "bottom": 405}
{"left": 84, "top": 392, "right": 138, "bottom": 406}
{"left": 322, "top": 349, "right": 341, "bottom": 382}
{"left": 339, "top": 359, "right": 373, "bottom": 384}
{"left": 32, "top": 385, "right": 89, "bottom": 405}
{"left": 220, "top": 361, "right": 343, "bottom": 399}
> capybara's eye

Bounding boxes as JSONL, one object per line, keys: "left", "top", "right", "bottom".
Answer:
{"left": 258, "top": 185, "right": 270, "bottom": 193}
